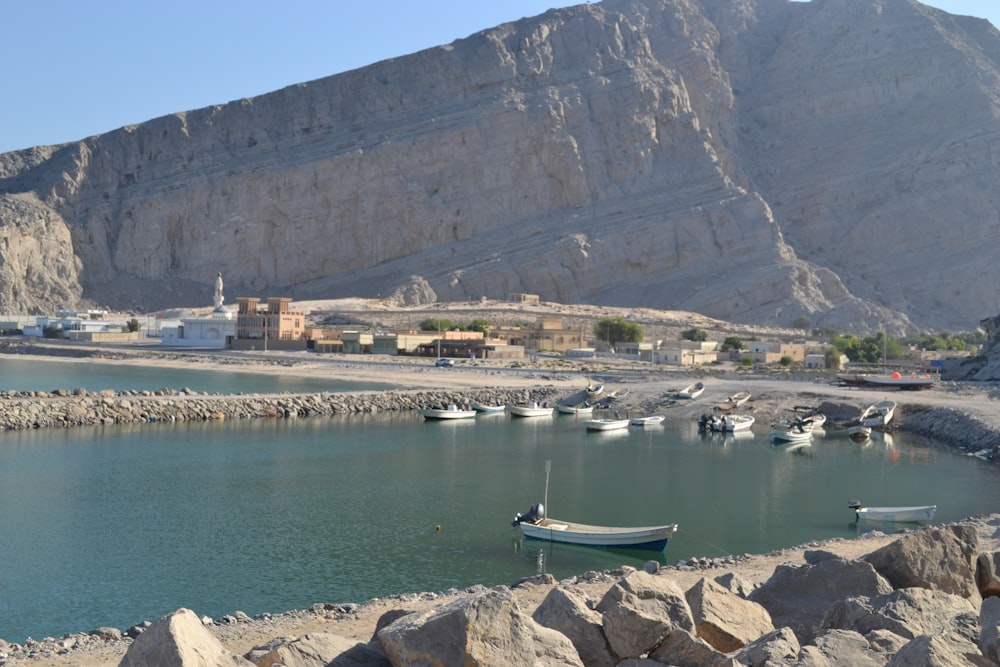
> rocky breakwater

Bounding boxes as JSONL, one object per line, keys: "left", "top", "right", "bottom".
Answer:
{"left": 0, "top": 387, "right": 560, "bottom": 431}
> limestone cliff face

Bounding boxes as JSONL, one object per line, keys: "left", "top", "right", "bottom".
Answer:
{"left": 0, "top": 0, "right": 998, "bottom": 332}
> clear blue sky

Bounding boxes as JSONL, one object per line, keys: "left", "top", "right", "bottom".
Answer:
{"left": 0, "top": 0, "right": 995, "bottom": 155}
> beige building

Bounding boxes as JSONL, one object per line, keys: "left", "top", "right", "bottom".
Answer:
{"left": 655, "top": 341, "right": 719, "bottom": 366}
{"left": 493, "top": 316, "right": 584, "bottom": 354}
{"left": 231, "top": 297, "right": 307, "bottom": 350}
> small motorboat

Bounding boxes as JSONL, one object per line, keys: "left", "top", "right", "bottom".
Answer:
{"left": 419, "top": 404, "right": 477, "bottom": 420}
{"left": 471, "top": 402, "right": 506, "bottom": 413}
{"left": 584, "top": 417, "right": 631, "bottom": 432}
{"left": 585, "top": 382, "right": 605, "bottom": 399}
{"left": 716, "top": 414, "right": 755, "bottom": 433}
{"left": 629, "top": 415, "right": 665, "bottom": 427}
{"left": 770, "top": 418, "right": 814, "bottom": 443}
{"left": 677, "top": 382, "right": 705, "bottom": 399}
{"left": 726, "top": 391, "right": 751, "bottom": 407}
{"left": 860, "top": 400, "right": 896, "bottom": 428}
{"left": 509, "top": 402, "right": 554, "bottom": 418}
{"left": 848, "top": 501, "right": 936, "bottom": 523}
{"left": 556, "top": 401, "right": 594, "bottom": 415}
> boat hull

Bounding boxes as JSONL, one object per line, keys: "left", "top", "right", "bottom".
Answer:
{"left": 471, "top": 403, "right": 506, "bottom": 413}
{"left": 585, "top": 418, "right": 630, "bottom": 431}
{"left": 770, "top": 429, "right": 813, "bottom": 443}
{"left": 630, "top": 415, "right": 665, "bottom": 426}
{"left": 419, "top": 406, "right": 476, "bottom": 420}
{"left": 509, "top": 405, "right": 553, "bottom": 418}
{"left": 856, "top": 506, "right": 936, "bottom": 523}
{"left": 518, "top": 518, "right": 677, "bottom": 551}
{"left": 556, "top": 404, "right": 594, "bottom": 415}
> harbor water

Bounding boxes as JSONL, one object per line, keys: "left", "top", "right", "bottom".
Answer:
{"left": 0, "top": 358, "right": 998, "bottom": 643}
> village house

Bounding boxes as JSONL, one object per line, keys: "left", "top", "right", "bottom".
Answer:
{"left": 492, "top": 316, "right": 584, "bottom": 354}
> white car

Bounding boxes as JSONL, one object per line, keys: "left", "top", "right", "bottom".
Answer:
{"left": 434, "top": 358, "right": 454, "bottom": 367}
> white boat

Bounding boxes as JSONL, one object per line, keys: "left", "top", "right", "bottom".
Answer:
{"left": 677, "top": 382, "right": 705, "bottom": 399}
{"left": 770, "top": 419, "right": 814, "bottom": 443}
{"left": 716, "top": 414, "right": 755, "bottom": 432}
{"left": 584, "top": 417, "right": 631, "bottom": 432}
{"left": 848, "top": 501, "right": 936, "bottom": 523}
{"left": 629, "top": 415, "right": 665, "bottom": 427}
{"left": 419, "top": 404, "right": 477, "bottom": 420}
{"left": 556, "top": 402, "right": 594, "bottom": 415}
{"left": 727, "top": 391, "right": 751, "bottom": 407}
{"left": 512, "top": 462, "right": 677, "bottom": 551}
{"left": 862, "top": 373, "right": 935, "bottom": 390}
{"left": 471, "top": 402, "right": 506, "bottom": 413}
{"left": 607, "top": 388, "right": 630, "bottom": 401}
{"left": 797, "top": 412, "right": 826, "bottom": 429}
{"left": 585, "top": 382, "right": 604, "bottom": 399}
{"left": 509, "top": 402, "right": 554, "bottom": 418}
{"left": 861, "top": 400, "right": 896, "bottom": 428}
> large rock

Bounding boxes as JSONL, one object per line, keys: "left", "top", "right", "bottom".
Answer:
{"left": 647, "top": 629, "right": 737, "bottom": 667}
{"left": 979, "top": 595, "right": 1000, "bottom": 663}
{"left": 820, "top": 587, "right": 979, "bottom": 642}
{"left": 245, "top": 633, "right": 387, "bottom": 667}
{"left": 796, "top": 629, "right": 885, "bottom": 667}
{"left": 532, "top": 587, "right": 615, "bottom": 667}
{"left": 747, "top": 556, "right": 892, "bottom": 642}
{"left": 375, "top": 587, "right": 581, "bottom": 667}
{"left": 863, "top": 525, "right": 980, "bottom": 598}
{"left": 732, "top": 627, "right": 800, "bottom": 667}
{"left": 118, "top": 608, "right": 254, "bottom": 667}
{"left": 976, "top": 551, "right": 1000, "bottom": 599}
{"left": 886, "top": 633, "right": 989, "bottom": 667}
{"left": 684, "top": 576, "right": 773, "bottom": 652}
{"left": 595, "top": 571, "right": 694, "bottom": 659}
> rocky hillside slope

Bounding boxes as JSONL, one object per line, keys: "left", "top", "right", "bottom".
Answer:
{"left": 1, "top": 0, "right": 999, "bottom": 334}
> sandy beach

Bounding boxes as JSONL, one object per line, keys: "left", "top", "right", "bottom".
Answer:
{"left": 4, "top": 343, "right": 1000, "bottom": 666}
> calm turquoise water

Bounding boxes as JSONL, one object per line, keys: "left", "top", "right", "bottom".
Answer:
{"left": 0, "top": 357, "right": 390, "bottom": 394}
{"left": 1, "top": 405, "right": 998, "bottom": 644}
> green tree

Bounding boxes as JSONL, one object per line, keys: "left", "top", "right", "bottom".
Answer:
{"left": 792, "top": 315, "right": 812, "bottom": 330}
{"left": 779, "top": 356, "right": 793, "bottom": 367}
{"left": 593, "top": 317, "right": 643, "bottom": 348}
{"left": 720, "top": 336, "right": 744, "bottom": 352}
{"left": 419, "top": 318, "right": 455, "bottom": 332}
{"left": 467, "top": 318, "right": 491, "bottom": 336}
{"left": 681, "top": 327, "right": 708, "bottom": 342}
{"left": 126, "top": 318, "right": 140, "bottom": 333}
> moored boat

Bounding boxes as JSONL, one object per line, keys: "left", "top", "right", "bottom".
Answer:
{"left": 677, "top": 382, "right": 705, "bottom": 399}
{"left": 585, "top": 382, "right": 604, "bottom": 399}
{"left": 509, "top": 402, "right": 554, "bottom": 418}
{"left": 860, "top": 400, "right": 896, "bottom": 428}
{"left": 419, "top": 404, "right": 477, "bottom": 420}
{"left": 556, "top": 401, "right": 594, "bottom": 415}
{"left": 584, "top": 417, "right": 631, "bottom": 432}
{"left": 717, "top": 414, "right": 755, "bottom": 432}
{"left": 770, "top": 419, "right": 814, "bottom": 443}
{"left": 848, "top": 501, "right": 936, "bottom": 523}
{"left": 727, "top": 391, "right": 751, "bottom": 407}
{"left": 629, "top": 414, "right": 665, "bottom": 427}
{"left": 471, "top": 402, "right": 506, "bottom": 413}
{"left": 848, "top": 425, "right": 872, "bottom": 442}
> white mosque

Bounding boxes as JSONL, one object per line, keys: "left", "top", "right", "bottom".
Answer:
{"left": 160, "top": 273, "right": 236, "bottom": 348}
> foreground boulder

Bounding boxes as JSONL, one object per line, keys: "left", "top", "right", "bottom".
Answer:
{"left": 245, "top": 632, "right": 387, "bottom": 667}
{"left": 595, "top": 571, "right": 694, "bottom": 659}
{"left": 532, "top": 587, "right": 616, "bottom": 667}
{"left": 118, "top": 608, "right": 253, "bottom": 667}
{"left": 821, "top": 587, "right": 979, "bottom": 641}
{"left": 863, "top": 524, "right": 980, "bottom": 598}
{"left": 684, "top": 577, "right": 773, "bottom": 652}
{"left": 748, "top": 555, "right": 892, "bottom": 642}
{"left": 376, "top": 587, "right": 581, "bottom": 667}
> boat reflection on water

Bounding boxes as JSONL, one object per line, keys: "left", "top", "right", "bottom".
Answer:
{"left": 512, "top": 536, "right": 668, "bottom": 577}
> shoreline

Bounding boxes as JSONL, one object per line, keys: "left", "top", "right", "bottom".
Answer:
{"left": 3, "top": 344, "right": 1000, "bottom": 664}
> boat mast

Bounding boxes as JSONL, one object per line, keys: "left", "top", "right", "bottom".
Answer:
{"left": 544, "top": 460, "right": 551, "bottom": 518}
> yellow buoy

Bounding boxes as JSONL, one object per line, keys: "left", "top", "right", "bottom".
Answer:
{"left": 435, "top": 524, "right": 441, "bottom": 532}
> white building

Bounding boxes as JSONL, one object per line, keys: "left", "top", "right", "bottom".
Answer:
{"left": 161, "top": 273, "right": 236, "bottom": 348}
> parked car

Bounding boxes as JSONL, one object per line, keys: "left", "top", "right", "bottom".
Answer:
{"left": 434, "top": 358, "right": 454, "bottom": 367}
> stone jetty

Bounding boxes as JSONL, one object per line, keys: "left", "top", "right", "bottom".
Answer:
{"left": 0, "top": 387, "right": 561, "bottom": 431}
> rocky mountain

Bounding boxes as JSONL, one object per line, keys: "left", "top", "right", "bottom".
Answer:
{"left": 1, "top": 0, "right": 999, "bottom": 334}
